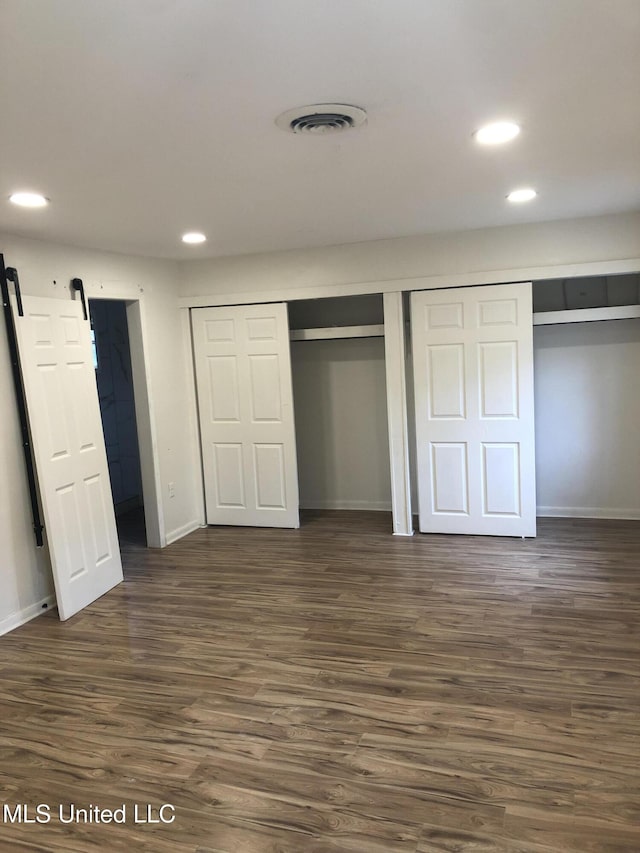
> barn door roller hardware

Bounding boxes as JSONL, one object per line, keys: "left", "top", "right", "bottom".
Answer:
{"left": 6, "top": 265, "right": 24, "bottom": 315}
{"left": 71, "top": 277, "right": 88, "bottom": 320}
{"left": 1, "top": 256, "right": 44, "bottom": 546}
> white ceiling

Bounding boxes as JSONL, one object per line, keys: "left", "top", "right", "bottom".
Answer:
{"left": 1, "top": 0, "right": 639, "bottom": 260}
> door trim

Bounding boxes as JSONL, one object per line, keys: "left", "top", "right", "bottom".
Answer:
{"left": 383, "top": 292, "right": 413, "bottom": 535}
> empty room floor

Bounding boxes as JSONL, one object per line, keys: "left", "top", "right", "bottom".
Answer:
{"left": 1, "top": 512, "right": 639, "bottom": 852}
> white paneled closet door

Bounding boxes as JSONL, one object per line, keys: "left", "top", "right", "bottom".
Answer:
{"left": 192, "top": 303, "right": 300, "bottom": 528}
{"left": 411, "top": 283, "right": 536, "bottom": 537}
{"left": 12, "top": 294, "right": 123, "bottom": 620}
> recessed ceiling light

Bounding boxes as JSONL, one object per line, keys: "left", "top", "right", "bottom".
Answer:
{"left": 475, "top": 121, "right": 521, "bottom": 145}
{"left": 9, "top": 191, "right": 49, "bottom": 208}
{"left": 182, "top": 232, "right": 206, "bottom": 244}
{"left": 507, "top": 187, "right": 537, "bottom": 203}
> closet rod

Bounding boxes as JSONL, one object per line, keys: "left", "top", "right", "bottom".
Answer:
{"left": 290, "top": 324, "right": 384, "bottom": 342}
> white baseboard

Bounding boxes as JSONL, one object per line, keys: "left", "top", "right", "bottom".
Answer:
{"left": 164, "top": 519, "right": 203, "bottom": 546}
{"left": 537, "top": 506, "right": 640, "bottom": 520}
{"left": 0, "top": 594, "right": 56, "bottom": 637}
{"left": 300, "top": 499, "right": 392, "bottom": 512}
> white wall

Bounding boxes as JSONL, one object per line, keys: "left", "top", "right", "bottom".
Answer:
{"left": 179, "top": 210, "right": 640, "bottom": 522}
{"left": 534, "top": 319, "right": 640, "bottom": 518}
{"left": 291, "top": 337, "right": 391, "bottom": 511}
{"left": 180, "top": 211, "right": 640, "bottom": 302}
{"left": 0, "top": 320, "right": 53, "bottom": 633}
{"left": 0, "top": 233, "right": 201, "bottom": 634}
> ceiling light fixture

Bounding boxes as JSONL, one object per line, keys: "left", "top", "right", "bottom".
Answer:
{"left": 9, "top": 191, "right": 49, "bottom": 208}
{"left": 182, "top": 232, "right": 206, "bottom": 244}
{"left": 507, "top": 187, "right": 537, "bottom": 203}
{"left": 475, "top": 121, "right": 521, "bottom": 145}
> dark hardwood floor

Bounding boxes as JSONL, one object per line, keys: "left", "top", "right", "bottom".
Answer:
{"left": 1, "top": 512, "right": 639, "bottom": 852}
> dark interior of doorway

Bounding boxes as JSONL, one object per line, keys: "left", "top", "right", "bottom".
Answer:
{"left": 88, "top": 298, "right": 146, "bottom": 549}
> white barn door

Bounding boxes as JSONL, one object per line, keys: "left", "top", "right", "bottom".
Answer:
{"left": 12, "top": 294, "right": 123, "bottom": 620}
{"left": 192, "top": 303, "right": 299, "bottom": 528}
{"left": 411, "top": 283, "right": 536, "bottom": 537}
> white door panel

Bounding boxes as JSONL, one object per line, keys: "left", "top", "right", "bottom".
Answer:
{"left": 193, "top": 303, "right": 299, "bottom": 528}
{"left": 12, "top": 294, "right": 123, "bottom": 619}
{"left": 411, "top": 284, "right": 536, "bottom": 537}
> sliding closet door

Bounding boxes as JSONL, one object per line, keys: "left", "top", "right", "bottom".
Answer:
{"left": 11, "top": 293, "right": 123, "bottom": 619}
{"left": 192, "top": 303, "right": 299, "bottom": 528}
{"left": 411, "top": 283, "right": 536, "bottom": 537}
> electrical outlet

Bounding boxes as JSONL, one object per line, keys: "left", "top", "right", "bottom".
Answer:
{"left": 168, "top": 482, "right": 175, "bottom": 498}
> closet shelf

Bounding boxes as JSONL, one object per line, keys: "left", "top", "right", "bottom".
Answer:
{"left": 533, "top": 305, "right": 640, "bottom": 326}
{"left": 290, "top": 324, "right": 384, "bottom": 342}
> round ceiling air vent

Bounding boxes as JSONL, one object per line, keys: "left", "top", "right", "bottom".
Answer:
{"left": 275, "top": 104, "right": 367, "bottom": 134}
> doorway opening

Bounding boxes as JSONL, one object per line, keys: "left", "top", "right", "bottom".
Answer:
{"left": 88, "top": 298, "right": 146, "bottom": 550}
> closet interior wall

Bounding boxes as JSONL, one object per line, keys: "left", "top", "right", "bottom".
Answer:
{"left": 533, "top": 317, "right": 640, "bottom": 519}
{"left": 288, "top": 295, "right": 392, "bottom": 514}
{"left": 531, "top": 275, "right": 640, "bottom": 519}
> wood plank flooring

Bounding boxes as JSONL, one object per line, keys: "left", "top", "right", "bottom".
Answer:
{"left": 1, "top": 511, "right": 639, "bottom": 852}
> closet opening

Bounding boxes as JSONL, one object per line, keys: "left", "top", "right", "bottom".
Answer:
{"left": 532, "top": 273, "right": 640, "bottom": 520}
{"left": 288, "top": 294, "right": 393, "bottom": 529}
